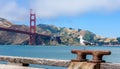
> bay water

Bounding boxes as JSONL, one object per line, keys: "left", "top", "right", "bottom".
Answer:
{"left": 0, "top": 45, "right": 120, "bottom": 69}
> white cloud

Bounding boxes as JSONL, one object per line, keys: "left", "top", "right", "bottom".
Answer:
{"left": 31, "top": 0, "right": 120, "bottom": 18}
{"left": 0, "top": 0, "right": 28, "bottom": 21}
{"left": 0, "top": 0, "right": 120, "bottom": 21}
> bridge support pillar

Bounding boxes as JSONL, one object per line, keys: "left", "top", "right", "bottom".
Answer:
{"left": 29, "top": 34, "right": 36, "bottom": 45}
{"left": 29, "top": 9, "right": 36, "bottom": 45}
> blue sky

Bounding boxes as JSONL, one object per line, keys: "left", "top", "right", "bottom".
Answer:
{"left": 0, "top": 0, "right": 120, "bottom": 38}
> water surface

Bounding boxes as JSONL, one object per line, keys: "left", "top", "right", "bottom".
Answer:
{"left": 0, "top": 45, "right": 119, "bottom": 69}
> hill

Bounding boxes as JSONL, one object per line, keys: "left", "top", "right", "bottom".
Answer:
{"left": 0, "top": 18, "right": 120, "bottom": 46}
{"left": 37, "top": 24, "right": 95, "bottom": 45}
{"left": 37, "top": 24, "right": 120, "bottom": 46}
{"left": 0, "top": 18, "right": 29, "bottom": 45}
{"left": 0, "top": 18, "right": 13, "bottom": 28}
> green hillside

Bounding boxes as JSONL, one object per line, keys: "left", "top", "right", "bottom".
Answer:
{"left": 0, "top": 18, "right": 120, "bottom": 46}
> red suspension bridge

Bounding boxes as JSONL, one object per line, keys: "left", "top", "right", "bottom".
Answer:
{"left": 0, "top": 10, "right": 52, "bottom": 45}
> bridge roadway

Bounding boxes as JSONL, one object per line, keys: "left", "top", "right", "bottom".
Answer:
{"left": 0, "top": 27, "right": 51, "bottom": 38}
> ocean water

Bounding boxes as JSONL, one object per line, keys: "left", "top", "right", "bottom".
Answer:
{"left": 0, "top": 45, "right": 120, "bottom": 69}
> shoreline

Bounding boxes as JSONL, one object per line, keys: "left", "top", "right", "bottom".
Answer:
{"left": 0, "top": 45, "right": 120, "bottom": 46}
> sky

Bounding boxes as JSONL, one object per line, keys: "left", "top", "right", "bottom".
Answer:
{"left": 0, "top": 0, "right": 120, "bottom": 38}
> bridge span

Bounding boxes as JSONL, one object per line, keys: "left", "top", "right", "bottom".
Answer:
{"left": 0, "top": 9, "right": 52, "bottom": 45}
{"left": 0, "top": 27, "right": 51, "bottom": 37}
{"left": 0, "top": 26, "right": 51, "bottom": 45}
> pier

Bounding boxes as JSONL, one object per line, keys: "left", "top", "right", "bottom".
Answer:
{"left": 0, "top": 50, "right": 120, "bottom": 69}
{"left": 0, "top": 55, "right": 70, "bottom": 67}
{"left": 0, "top": 64, "right": 43, "bottom": 69}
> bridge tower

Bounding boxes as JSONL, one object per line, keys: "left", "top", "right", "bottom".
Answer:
{"left": 29, "top": 9, "right": 36, "bottom": 45}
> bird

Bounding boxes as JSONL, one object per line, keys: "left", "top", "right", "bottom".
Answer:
{"left": 78, "top": 35, "right": 85, "bottom": 45}
{"left": 78, "top": 35, "right": 94, "bottom": 46}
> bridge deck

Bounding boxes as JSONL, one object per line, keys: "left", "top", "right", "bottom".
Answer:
{"left": 0, "top": 27, "right": 51, "bottom": 37}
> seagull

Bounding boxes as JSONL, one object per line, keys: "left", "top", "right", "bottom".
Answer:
{"left": 78, "top": 35, "right": 93, "bottom": 45}
{"left": 78, "top": 35, "right": 85, "bottom": 45}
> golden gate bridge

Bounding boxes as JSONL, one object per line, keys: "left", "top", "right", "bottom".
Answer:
{"left": 0, "top": 9, "right": 53, "bottom": 45}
